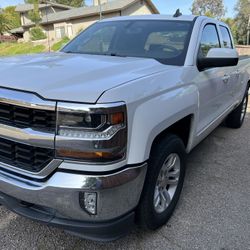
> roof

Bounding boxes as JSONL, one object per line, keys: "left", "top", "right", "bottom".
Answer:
{"left": 30, "top": 0, "right": 159, "bottom": 25}
{"left": 102, "top": 14, "right": 198, "bottom": 22}
{"left": 9, "top": 27, "right": 24, "bottom": 34}
{"left": 16, "top": 2, "right": 73, "bottom": 12}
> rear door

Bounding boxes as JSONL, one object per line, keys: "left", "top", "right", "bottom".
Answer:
{"left": 219, "top": 25, "right": 242, "bottom": 101}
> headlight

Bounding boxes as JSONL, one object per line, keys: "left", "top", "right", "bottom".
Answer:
{"left": 55, "top": 102, "right": 127, "bottom": 163}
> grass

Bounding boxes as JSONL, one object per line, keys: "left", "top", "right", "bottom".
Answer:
{"left": 0, "top": 37, "right": 71, "bottom": 57}
{"left": 0, "top": 42, "right": 46, "bottom": 56}
{"left": 51, "top": 37, "right": 70, "bottom": 51}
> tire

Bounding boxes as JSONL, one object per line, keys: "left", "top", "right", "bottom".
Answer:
{"left": 226, "top": 92, "right": 248, "bottom": 129}
{"left": 136, "top": 134, "right": 186, "bottom": 230}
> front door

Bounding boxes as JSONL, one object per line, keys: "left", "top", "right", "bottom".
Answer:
{"left": 196, "top": 23, "right": 230, "bottom": 134}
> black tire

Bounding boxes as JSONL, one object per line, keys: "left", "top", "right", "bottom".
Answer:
{"left": 226, "top": 92, "right": 248, "bottom": 129}
{"left": 136, "top": 134, "right": 186, "bottom": 230}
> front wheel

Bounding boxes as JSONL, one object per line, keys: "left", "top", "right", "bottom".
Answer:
{"left": 226, "top": 92, "right": 248, "bottom": 129}
{"left": 136, "top": 134, "right": 186, "bottom": 230}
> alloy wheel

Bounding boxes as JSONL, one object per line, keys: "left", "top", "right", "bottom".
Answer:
{"left": 153, "top": 153, "right": 181, "bottom": 214}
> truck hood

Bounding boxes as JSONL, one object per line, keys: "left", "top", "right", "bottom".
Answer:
{"left": 0, "top": 52, "right": 170, "bottom": 103}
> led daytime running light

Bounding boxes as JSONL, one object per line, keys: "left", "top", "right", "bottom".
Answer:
{"left": 58, "top": 123, "right": 124, "bottom": 139}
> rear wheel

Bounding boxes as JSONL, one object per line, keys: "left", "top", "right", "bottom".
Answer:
{"left": 136, "top": 134, "right": 186, "bottom": 230}
{"left": 226, "top": 92, "right": 248, "bottom": 129}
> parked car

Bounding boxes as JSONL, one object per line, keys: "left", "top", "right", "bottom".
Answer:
{"left": 0, "top": 14, "right": 250, "bottom": 241}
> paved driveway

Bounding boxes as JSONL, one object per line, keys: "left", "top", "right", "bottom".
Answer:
{"left": 1, "top": 105, "right": 250, "bottom": 250}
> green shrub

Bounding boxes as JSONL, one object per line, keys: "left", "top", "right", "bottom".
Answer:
{"left": 30, "top": 27, "right": 47, "bottom": 41}
{"left": 52, "top": 37, "right": 70, "bottom": 51}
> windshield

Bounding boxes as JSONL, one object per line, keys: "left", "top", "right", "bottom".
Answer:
{"left": 62, "top": 20, "right": 193, "bottom": 66}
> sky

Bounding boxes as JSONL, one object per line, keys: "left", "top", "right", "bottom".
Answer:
{"left": 0, "top": 0, "right": 237, "bottom": 18}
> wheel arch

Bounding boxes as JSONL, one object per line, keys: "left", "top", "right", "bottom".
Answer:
{"left": 149, "top": 114, "right": 195, "bottom": 158}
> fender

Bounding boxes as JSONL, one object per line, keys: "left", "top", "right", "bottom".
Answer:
{"left": 98, "top": 67, "right": 199, "bottom": 164}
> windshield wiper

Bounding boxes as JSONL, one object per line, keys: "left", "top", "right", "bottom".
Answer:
{"left": 63, "top": 51, "right": 127, "bottom": 57}
{"left": 63, "top": 50, "right": 75, "bottom": 54}
{"left": 109, "top": 53, "right": 127, "bottom": 57}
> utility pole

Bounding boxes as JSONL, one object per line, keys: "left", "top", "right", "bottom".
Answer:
{"left": 0, "top": 8, "right": 3, "bottom": 36}
{"left": 98, "top": 0, "right": 102, "bottom": 20}
{"left": 247, "top": 15, "right": 250, "bottom": 46}
{"left": 44, "top": 0, "right": 51, "bottom": 52}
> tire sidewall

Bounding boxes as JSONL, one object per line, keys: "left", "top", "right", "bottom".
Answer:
{"left": 137, "top": 134, "right": 186, "bottom": 230}
{"left": 226, "top": 91, "right": 249, "bottom": 129}
{"left": 240, "top": 94, "right": 248, "bottom": 125}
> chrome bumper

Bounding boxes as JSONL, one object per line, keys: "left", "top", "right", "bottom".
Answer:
{"left": 0, "top": 163, "right": 147, "bottom": 221}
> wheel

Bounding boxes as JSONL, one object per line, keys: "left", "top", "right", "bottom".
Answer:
{"left": 136, "top": 134, "right": 186, "bottom": 230}
{"left": 226, "top": 92, "right": 248, "bottom": 129}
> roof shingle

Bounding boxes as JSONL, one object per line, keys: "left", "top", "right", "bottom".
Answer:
{"left": 16, "top": 2, "right": 73, "bottom": 12}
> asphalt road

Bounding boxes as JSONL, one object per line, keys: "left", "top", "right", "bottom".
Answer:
{"left": 1, "top": 105, "right": 250, "bottom": 250}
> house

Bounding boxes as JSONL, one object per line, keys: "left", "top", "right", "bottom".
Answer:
{"left": 16, "top": 2, "right": 73, "bottom": 27}
{"left": 11, "top": 1, "right": 73, "bottom": 40}
{"left": 11, "top": 0, "right": 159, "bottom": 42}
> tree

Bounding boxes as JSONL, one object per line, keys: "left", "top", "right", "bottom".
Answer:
{"left": 191, "top": 0, "right": 226, "bottom": 19}
{"left": 27, "top": 0, "right": 41, "bottom": 26}
{"left": 52, "top": 0, "right": 85, "bottom": 7}
{"left": 221, "top": 18, "right": 237, "bottom": 42}
{"left": 0, "top": 11, "right": 7, "bottom": 35}
{"left": 3, "top": 6, "right": 21, "bottom": 30}
{"left": 0, "top": 6, "right": 21, "bottom": 35}
{"left": 234, "top": 0, "right": 250, "bottom": 45}
{"left": 25, "top": 0, "right": 85, "bottom": 8}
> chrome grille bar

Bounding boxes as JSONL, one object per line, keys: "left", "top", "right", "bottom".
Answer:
{"left": 0, "top": 87, "right": 56, "bottom": 111}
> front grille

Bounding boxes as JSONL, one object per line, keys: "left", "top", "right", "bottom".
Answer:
{"left": 0, "top": 137, "right": 54, "bottom": 173}
{"left": 0, "top": 102, "right": 56, "bottom": 132}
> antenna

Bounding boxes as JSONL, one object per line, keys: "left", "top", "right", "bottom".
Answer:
{"left": 173, "top": 9, "right": 182, "bottom": 18}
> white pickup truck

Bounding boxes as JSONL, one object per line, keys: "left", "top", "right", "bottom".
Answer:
{"left": 0, "top": 14, "right": 250, "bottom": 241}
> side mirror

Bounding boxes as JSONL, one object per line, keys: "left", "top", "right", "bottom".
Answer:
{"left": 197, "top": 48, "right": 239, "bottom": 71}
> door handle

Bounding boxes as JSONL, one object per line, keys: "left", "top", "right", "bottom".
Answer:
{"left": 222, "top": 74, "right": 230, "bottom": 83}
{"left": 235, "top": 69, "right": 240, "bottom": 78}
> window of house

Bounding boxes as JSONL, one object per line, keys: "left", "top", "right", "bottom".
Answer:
{"left": 199, "top": 24, "right": 220, "bottom": 57}
{"left": 219, "top": 26, "right": 233, "bottom": 48}
{"left": 67, "top": 25, "right": 73, "bottom": 38}
{"left": 55, "top": 26, "right": 65, "bottom": 39}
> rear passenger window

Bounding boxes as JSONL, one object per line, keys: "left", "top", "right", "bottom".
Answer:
{"left": 199, "top": 24, "right": 220, "bottom": 57}
{"left": 220, "top": 26, "right": 233, "bottom": 48}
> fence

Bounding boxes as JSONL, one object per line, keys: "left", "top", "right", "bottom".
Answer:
{"left": 236, "top": 45, "right": 250, "bottom": 56}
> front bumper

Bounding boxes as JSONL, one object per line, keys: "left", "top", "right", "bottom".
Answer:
{"left": 0, "top": 191, "right": 135, "bottom": 241}
{"left": 0, "top": 163, "right": 147, "bottom": 222}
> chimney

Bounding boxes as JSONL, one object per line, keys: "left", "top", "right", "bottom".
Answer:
{"left": 93, "top": 0, "right": 108, "bottom": 6}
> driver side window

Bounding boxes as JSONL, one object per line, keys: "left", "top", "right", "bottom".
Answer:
{"left": 199, "top": 24, "right": 221, "bottom": 58}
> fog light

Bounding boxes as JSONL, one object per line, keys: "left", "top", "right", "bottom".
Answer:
{"left": 79, "top": 192, "right": 97, "bottom": 215}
